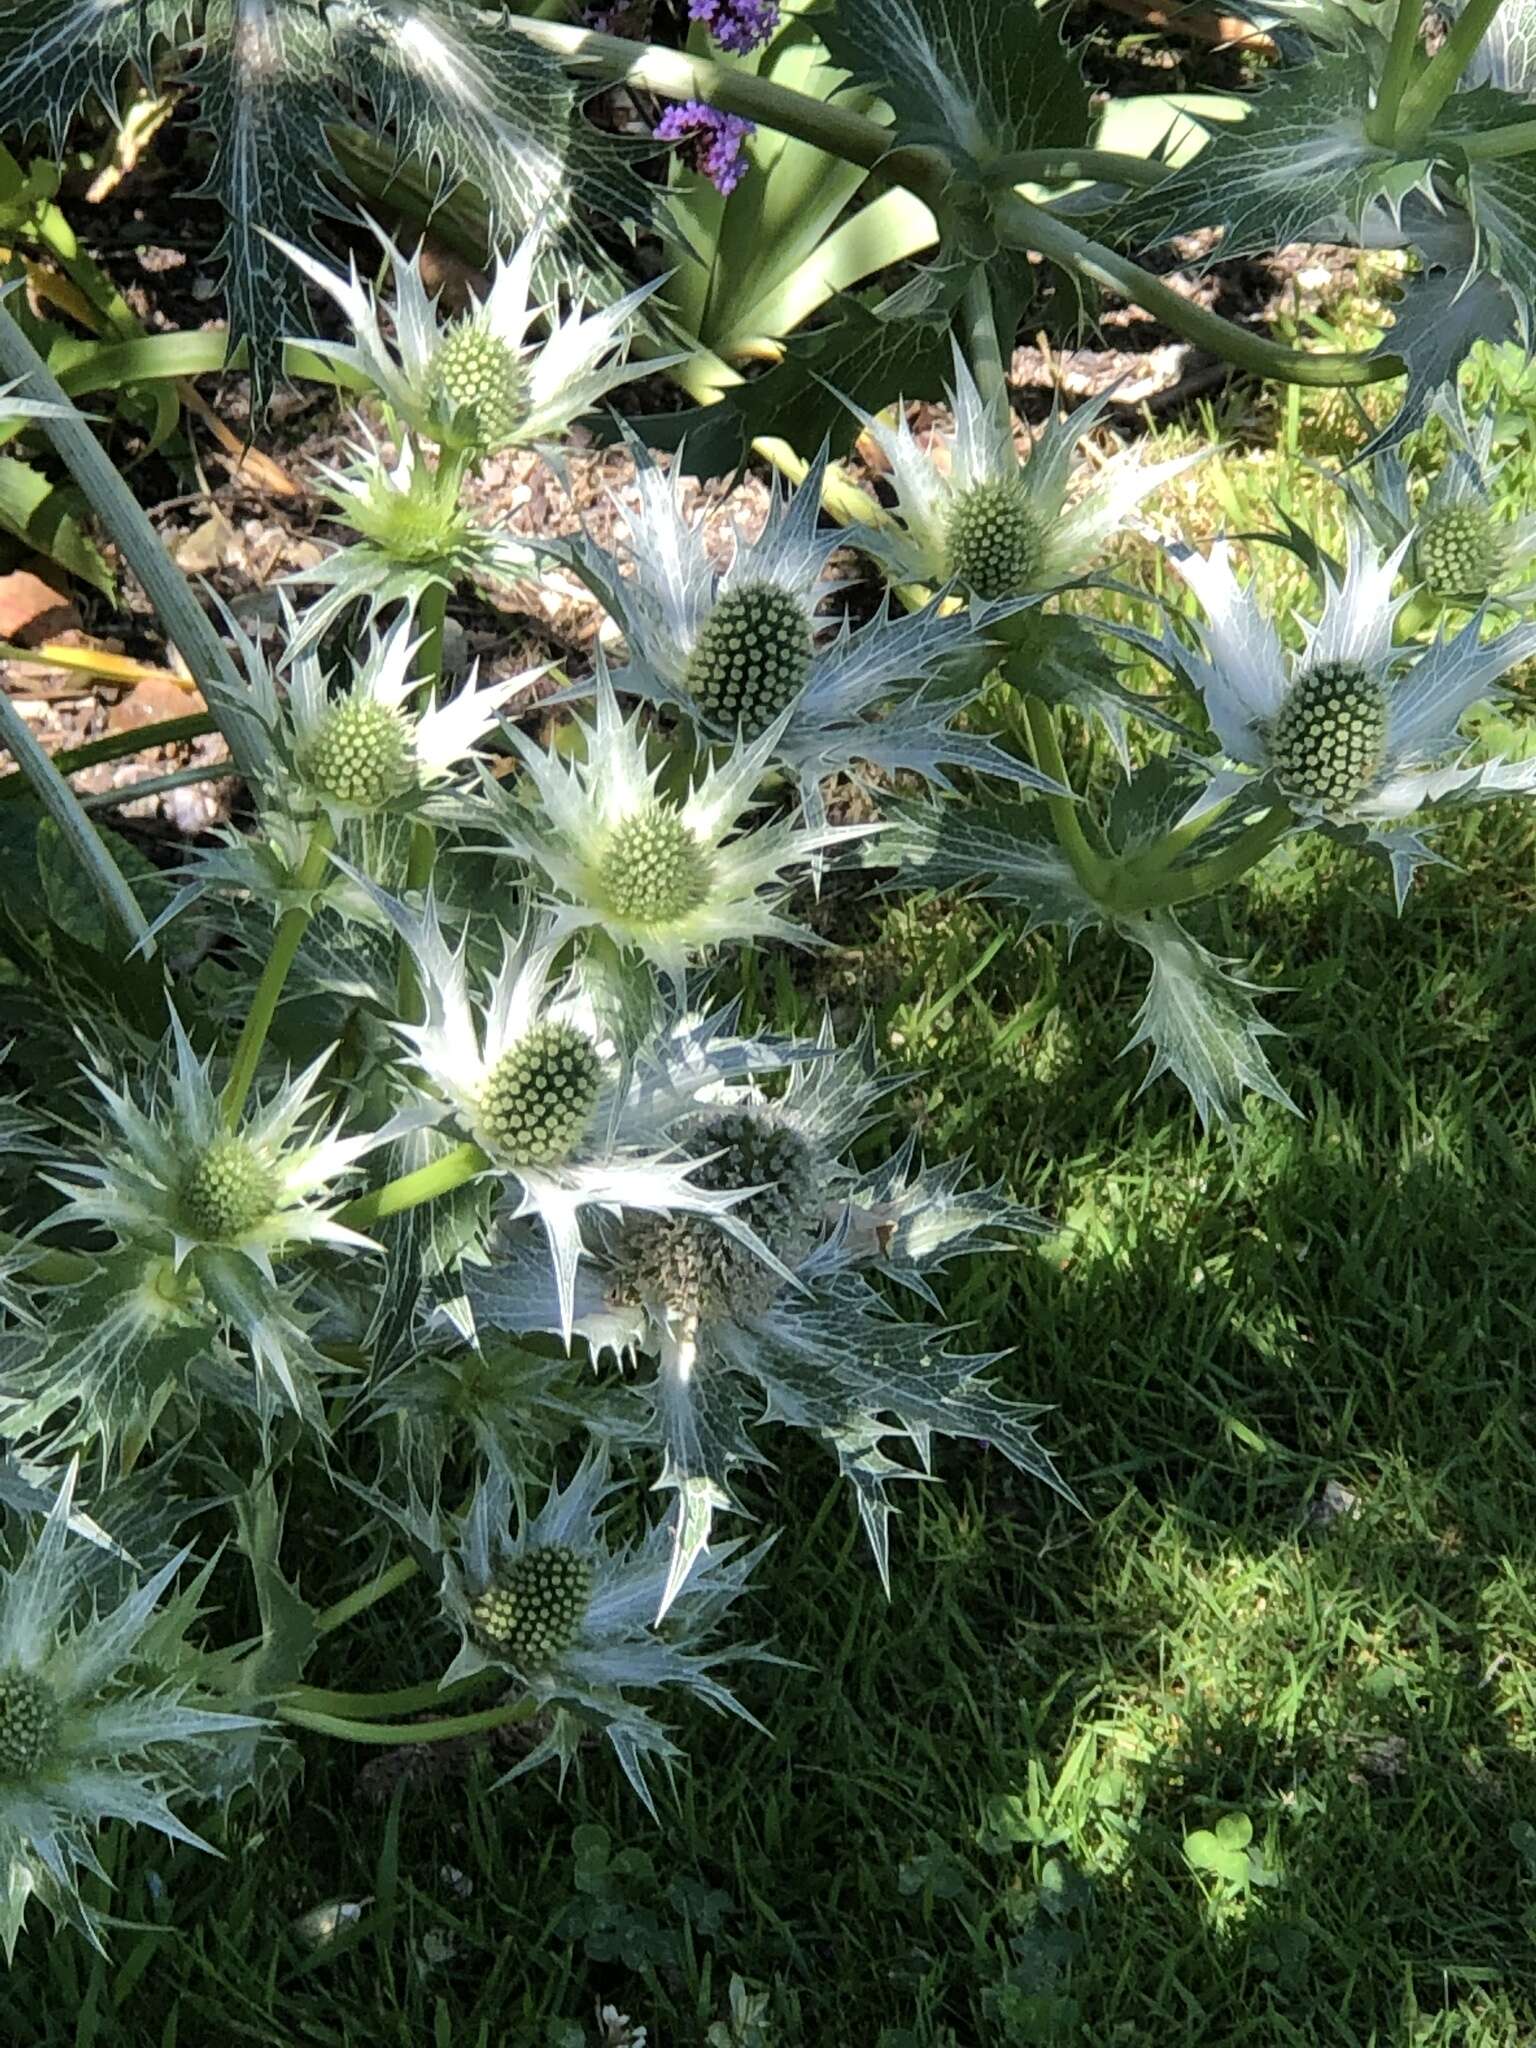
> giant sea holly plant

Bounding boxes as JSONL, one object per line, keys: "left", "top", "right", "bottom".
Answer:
{"left": 6, "top": 0, "right": 1536, "bottom": 1959}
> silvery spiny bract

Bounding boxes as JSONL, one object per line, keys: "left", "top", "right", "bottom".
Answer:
{"left": 45, "top": 1019, "right": 394, "bottom": 1417}
{"left": 408, "top": 1454, "right": 769, "bottom": 1809}
{"left": 284, "top": 424, "right": 535, "bottom": 657}
{"left": 278, "top": 227, "right": 664, "bottom": 458}
{"left": 1157, "top": 525, "right": 1536, "bottom": 895}
{"left": 1342, "top": 405, "right": 1536, "bottom": 607}
{"left": 476, "top": 669, "right": 877, "bottom": 982}
{"left": 467, "top": 1029, "right": 1070, "bottom": 1614}
{"left": 272, "top": 614, "right": 537, "bottom": 828}
{"left": 568, "top": 442, "right": 1060, "bottom": 810}
{"left": 849, "top": 344, "right": 1203, "bottom": 600}
{"left": 356, "top": 883, "right": 826, "bottom": 1334}
{"left": 0, "top": 1464, "right": 257, "bottom": 1958}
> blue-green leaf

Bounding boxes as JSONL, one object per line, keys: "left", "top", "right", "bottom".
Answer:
{"left": 1118, "top": 912, "right": 1295, "bottom": 1129}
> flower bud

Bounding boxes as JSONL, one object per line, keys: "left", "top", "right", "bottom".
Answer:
{"left": 302, "top": 698, "right": 416, "bottom": 811}
{"left": 599, "top": 807, "right": 713, "bottom": 924}
{"left": 182, "top": 1135, "right": 280, "bottom": 1242}
{"left": 684, "top": 582, "right": 813, "bottom": 733}
{"left": 430, "top": 321, "right": 532, "bottom": 453}
{"left": 1416, "top": 503, "right": 1502, "bottom": 601}
{"left": 946, "top": 481, "right": 1046, "bottom": 599}
{"left": 471, "top": 1545, "right": 594, "bottom": 1662}
{"left": 475, "top": 1023, "right": 604, "bottom": 1168}
{"left": 0, "top": 1671, "right": 60, "bottom": 1779}
{"left": 1269, "top": 661, "right": 1387, "bottom": 810}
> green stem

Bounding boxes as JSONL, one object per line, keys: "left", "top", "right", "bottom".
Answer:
{"left": 1104, "top": 806, "right": 1294, "bottom": 913}
{"left": 397, "top": 581, "right": 449, "bottom": 1019}
{"left": 989, "top": 192, "right": 1398, "bottom": 389}
{"left": 1394, "top": 0, "right": 1506, "bottom": 142}
{"left": 504, "top": 17, "right": 1399, "bottom": 390}
{"left": 334, "top": 1140, "right": 489, "bottom": 1230}
{"left": 221, "top": 817, "right": 336, "bottom": 1127}
{"left": 276, "top": 1694, "right": 538, "bottom": 1746}
{"left": 1020, "top": 698, "right": 1109, "bottom": 894}
{"left": 962, "top": 264, "right": 1011, "bottom": 426}
{"left": 987, "top": 147, "right": 1174, "bottom": 192}
{"left": 1367, "top": 0, "right": 1426, "bottom": 147}
{"left": 285, "top": 1672, "right": 495, "bottom": 1719}
{"left": 314, "top": 1556, "right": 421, "bottom": 1637}
{"left": 1452, "top": 115, "right": 1536, "bottom": 161}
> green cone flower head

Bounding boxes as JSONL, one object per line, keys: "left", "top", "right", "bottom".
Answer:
{"left": 945, "top": 479, "right": 1047, "bottom": 599}
{"left": 1164, "top": 526, "right": 1536, "bottom": 860}
{"left": 0, "top": 1672, "right": 60, "bottom": 1779}
{"left": 0, "top": 1462, "right": 259, "bottom": 1958}
{"left": 612, "top": 1106, "right": 822, "bottom": 1317}
{"left": 281, "top": 614, "right": 534, "bottom": 826}
{"left": 1267, "top": 660, "right": 1388, "bottom": 810}
{"left": 366, "top": 888, "right": 809, "bottom": 1343}
{"left": 471, "top": 1544, "right": 594, "bottom": 1662}
{"left": 681, "top": 580, "right": 815, "bottom": 733}
{"left": 1341, "top": 406, "right": 1536, "bottom": 612}
{"left": 598, "top": 804, "right": 714, "bottom": 925}
{"left": 276, "top": 225, "right": 662, "bottom": 455}
{"left": 436, "top": 1454, "right": 766, "bottom": 1811}
{"left": 180, "top": 1134, "right": 282, "bottom": 1244}
{"left": 849, "top": 341, "right": 1204, "bottom": 596}
{"left": 1415, "top": 502, "right": 1505, "bottom": 601}
{"left": 487, "top": 670, "right": 874, "bottom": 982}
{"left": 48, "top": 1017, "right": 393, "bottom": 1413}
{"left": 300, "top": 695, "right": 415, "bottom": 811}
{"left": 575, "top": 440, "right": 1052, "bottom": 813}
{"left": 475, "top": 1023, "right": 604, "bottom": 1168}
{"left": 429, "top": 316, "right": 532, "bottom": 453}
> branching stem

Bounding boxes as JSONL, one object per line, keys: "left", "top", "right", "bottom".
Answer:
{"left": 504, "top": 17, "right": 1401, "bottom": 389}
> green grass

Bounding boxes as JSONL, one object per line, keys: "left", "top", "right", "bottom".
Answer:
{"left": 13, "top": 355, "right": 1536, "bottom": 2048}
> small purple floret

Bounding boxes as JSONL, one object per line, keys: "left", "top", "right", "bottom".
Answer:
{"left": 654, "top": 102, "right": 756, "bottom": 197}
{"left": 687, "top": 0, "right": 779, "bottom": 53}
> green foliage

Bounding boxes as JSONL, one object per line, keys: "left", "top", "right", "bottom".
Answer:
{"left": 0, "top": 0, "right": 635, "bottom": 397}
{"left": 817, "top": 0, "right": 1090, "bottom": 171}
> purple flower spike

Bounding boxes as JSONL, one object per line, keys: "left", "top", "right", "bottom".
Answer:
{"left": 688, "top": 0, "right": 779, "bottom": 53}
{"left": 654, "top": 102, "right": 756, "bottom": 197}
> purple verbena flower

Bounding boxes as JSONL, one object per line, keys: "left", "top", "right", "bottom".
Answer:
{"left": 654, "top": 102, "right": 756, "bottom": 197}
{"left": 688, "top": 0, "right": 779, "bottom": 53}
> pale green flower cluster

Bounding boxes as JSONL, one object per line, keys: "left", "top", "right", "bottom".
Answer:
{"left": 8, "top": 193, "right": 1536, "bottom": 1969}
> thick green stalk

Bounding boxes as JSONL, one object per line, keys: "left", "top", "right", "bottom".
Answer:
{"left": 277, "top": 1695, "right": 538, "bottom": 1745}
{"left": 504, "top": 17, "right": 1400, "bottom": 390}
{"left": 286, "top": 1672, "right": 494, "bottom": 1719}
{"left": 335, "top": 1139, "right": 489, "bottom": 1230}
{"left": 989, "top": 192, "right": 1398, "bottom": 389}
{"left": 962, "top": 264, "right": 1011, "bottom": 426}
{"left": 987, "top": 147, "right": 1174, "bottom": 192}
{"left": 1102, "top": 806, "right": 1294, "bottom": 913}
{"left": 314, "top": 1556, "right": 422, "bottom": 1637}
{"left": 1367, "top": 0, "right": 1427, "bottom": 147}
{"left": 221, "top": 817, "right": 336, "bottom": 1126}
{"left": 1394, "top": 0, "right": 1507, "bottom": 142}
{"left": 397, "top": 579, "right": 450, "bottom": 1019}
{"left": 1453, "top": 116, "right": 1536, "bottom": 160}
{"left": 1020, "top": 699, "right": 1110, "bottom": 895}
